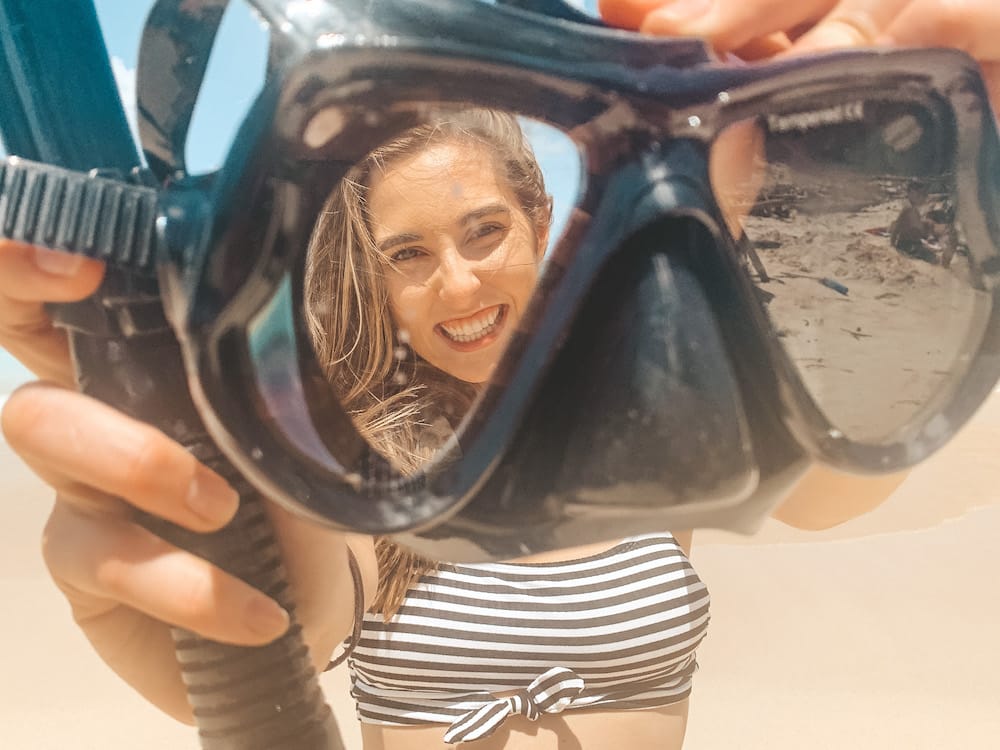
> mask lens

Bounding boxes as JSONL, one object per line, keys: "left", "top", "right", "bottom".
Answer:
{"left": 247, "top": 107, "right": 583, "bottom": 483}
{"left": 711, "top": 97, "right": 991, "bottom": 443}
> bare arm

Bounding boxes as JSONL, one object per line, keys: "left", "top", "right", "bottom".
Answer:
{"left": 769, "top": 465, "right": 908, "bottom": 530}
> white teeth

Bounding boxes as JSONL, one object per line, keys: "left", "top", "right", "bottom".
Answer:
{"left": 440, "top": 306, "right": 503, "bottom": 343}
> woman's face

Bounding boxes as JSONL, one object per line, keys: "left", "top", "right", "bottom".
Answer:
{"left": 367, "top": 140, "right": 547, "bottom": 383}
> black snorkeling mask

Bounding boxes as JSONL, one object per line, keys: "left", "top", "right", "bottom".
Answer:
{"left": 4, "top": 0, "right": 1000, "bottom": 562}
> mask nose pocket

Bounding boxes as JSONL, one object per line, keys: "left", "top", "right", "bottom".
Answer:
{"left": 546, "top": 218, "right": 757, "bottom": 503}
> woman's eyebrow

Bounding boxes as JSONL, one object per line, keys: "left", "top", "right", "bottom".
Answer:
{"left": 378, "top": 231, "right": 423, "bottom": 254}
{"left": 461, "top": 203, "right": 510, "bottom": 226}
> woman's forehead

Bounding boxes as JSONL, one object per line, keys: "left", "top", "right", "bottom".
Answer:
{"left": 368, "top": 141, "right": 518, "bottom": 221}
{"left": 378, "top": 139, "right": 499, "bottom": 184}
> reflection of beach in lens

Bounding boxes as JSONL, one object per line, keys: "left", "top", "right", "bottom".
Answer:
{"left": 742, "top": 170, "right": 984, "bottom": 442}
{"left": 712, "top": 105, "right": 989, "bottom": 443}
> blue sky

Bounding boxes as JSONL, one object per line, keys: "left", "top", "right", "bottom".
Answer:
{"left": 0, "top": 0, "right": 599, "bottom": 392}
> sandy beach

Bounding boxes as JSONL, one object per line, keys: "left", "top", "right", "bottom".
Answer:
{"left": 1, "top": 390, "right": 998, "bottom": 748}
{"left": 735, "top": 170, "right": 988, "bottom": 445}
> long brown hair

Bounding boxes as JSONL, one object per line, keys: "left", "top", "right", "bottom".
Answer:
{"left": 305, "top": 108, "right": 552, "bottom": 617}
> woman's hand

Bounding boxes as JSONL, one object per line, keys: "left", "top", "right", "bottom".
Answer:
{"left": 0, "top": 241, "right": 373, "bottom": 722}
{"left": 599, "top": 0, "right": 1000, "bottom": 116}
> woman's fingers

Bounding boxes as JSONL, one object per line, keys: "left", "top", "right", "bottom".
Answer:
{"left": 599, "top": 0, "right": 837, "bottom": 52}
{"left": 2, "top": 379, "right": 291, "bottom": 648}
{"left": 0, "top": 239, "right": 105, "bottom": 385}
{"left": 880, "top": 0, "right": 1000, "bottom": 118}
{"left": 43, "top": 501, "right": 290, "bottom": 646}
{"left": 784, "top": 0, "right": 1000, "bottom": 119}
{"left": 881, "top": 0, "right": 1000, "bottom": 58}
{"left": 1, "top": 382, "right": 239, "bottom": 532}
{"left": 788, "top": 0, "right": 910, "bottom": 51}
{"left": 0, "top": 241, "right": 105, "bottom": 301}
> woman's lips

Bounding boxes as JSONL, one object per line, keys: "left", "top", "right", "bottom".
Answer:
{"left": 435, "top": 304, "right": 507, "bottom": 352}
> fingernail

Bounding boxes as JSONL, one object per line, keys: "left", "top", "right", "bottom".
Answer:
{"left": 33, "top": 246, "right": 86, "bottom": 276}
{"left": 245, "top": 596, "right": 290, "bottom": 640}
{"left": 653, "top": 0, "right": 713, "bottom": 23}
{"left": 186, "top": 469, "right": 239, "bottom": 526}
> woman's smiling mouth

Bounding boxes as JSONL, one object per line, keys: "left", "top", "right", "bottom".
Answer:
{"left": 436, "top": 304, "right": 507, "bottom": 349}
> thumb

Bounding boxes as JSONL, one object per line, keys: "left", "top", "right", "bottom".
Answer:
{"left": 880, "top": 0, "right": 1000, "bottom": 61}
{"left": 599, "top": 0, "right": 833, "bottom": 53}
{"left": 880, "top": 0, "right": 1000, "bottom": 120}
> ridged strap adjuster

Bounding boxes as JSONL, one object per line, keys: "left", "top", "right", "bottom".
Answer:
{"left": 0, "top": 156, "right": 158, "bottom": 276}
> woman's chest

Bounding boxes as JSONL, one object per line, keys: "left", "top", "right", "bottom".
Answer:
{"left": 354, "top": 535, "right": 710, "bottom": 687}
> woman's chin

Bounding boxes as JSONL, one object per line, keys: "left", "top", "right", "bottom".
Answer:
{"left": 437, "top": 360, "right": 495, "bottom": 385}
{"left": 428, "top": 349, "right": 502, "bottom": 385}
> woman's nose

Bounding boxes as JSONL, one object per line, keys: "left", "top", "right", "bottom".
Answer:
{"left": 436, "top": 252, "right": 482, "bottom": 305}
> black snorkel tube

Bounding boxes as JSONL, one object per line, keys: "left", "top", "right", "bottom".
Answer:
{"left": 0, "top": 2, "right": 344, "bottom": 747}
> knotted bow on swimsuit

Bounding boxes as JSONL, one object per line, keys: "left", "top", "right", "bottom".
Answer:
{"left": 443, "top": 666, "right": 585, "bottom": 743}
{"left": 348, "top": 533, "right": 710, "bottom": 744}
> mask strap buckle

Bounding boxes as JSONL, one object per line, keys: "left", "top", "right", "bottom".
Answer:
{"left": 0, "top": 156, "right": 158, "bottom": 277}
{"left": 0, "top": 156, "right": 166, "bottom": 337}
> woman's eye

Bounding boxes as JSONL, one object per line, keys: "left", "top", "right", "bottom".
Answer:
{"left": 470, "top": 222, "right": 506, "bottom": 242}
{"left": 390, "top": 246, "right": 425, "bottom": 262}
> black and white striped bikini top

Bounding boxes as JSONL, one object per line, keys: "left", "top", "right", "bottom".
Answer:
{"left": 347, "top": 533, "right": 711, "bottom": 744}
